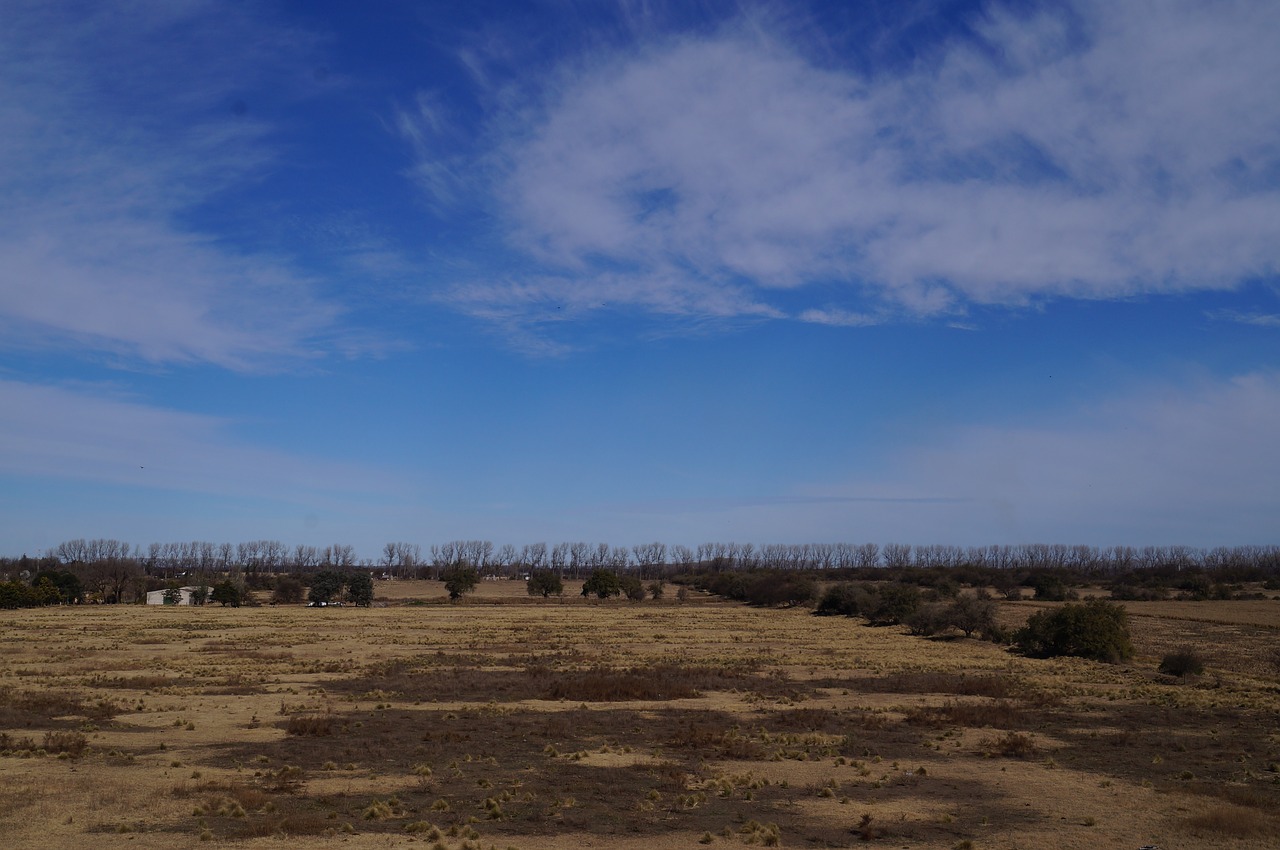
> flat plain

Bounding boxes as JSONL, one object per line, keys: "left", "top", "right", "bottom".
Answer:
{"left": 2, "top": 581, "right": 1278, "bottom": 850}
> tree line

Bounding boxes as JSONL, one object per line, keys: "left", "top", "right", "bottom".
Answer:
{"left": 7, "top": 538, "right": 1279, "bottom": 576}
{"left": 2, "top": 538, "right": 1277, "bottom": 608}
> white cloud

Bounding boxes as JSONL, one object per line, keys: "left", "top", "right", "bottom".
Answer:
{"left": 0, "top": 379, "right": 400, "bottom": 501}
{"left": 0, "top": 1, "right": 346, "bottom": 370}
{"left": 1208, "top": 309, "right": 1280, "bottom": 329}
{"left": 797, "top": 308, "right": 882, "bottom": 327}
{"left": 801, "top": 371, "right": 1280, "bottom": 545}
{"left": 562, "top": 372, "right": 1280, "bottom": 546}
{"left": 454, "top": 0, "right": 1280, "bottom": 326}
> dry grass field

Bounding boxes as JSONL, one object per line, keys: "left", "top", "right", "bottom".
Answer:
{"left": 2, "top": 581, "right": 1278, "bottom": 850}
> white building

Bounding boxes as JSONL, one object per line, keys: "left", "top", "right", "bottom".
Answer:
{"left": 145, "top": 586, "right": 199, "bottom": 605}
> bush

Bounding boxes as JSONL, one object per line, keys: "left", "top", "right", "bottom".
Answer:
{"left": 442, "top": 566, "right": 478, "bottom": 601}
{"left": 946, "top": 596, "right": 999, "bottom": 639}
{"left": 620, "top": 575, "right": 646, "bottom": 601}
{"left": 905, "top": 603, "right": 951, "bottom": 636}
{"left": 742, "top": 573, "right": 815, "bottom": 607}
{"left": 272, "top": 577, "right": 304, "bottom": 604}
{"left": 1028, "top": 574, "right": 1075, "bottom": 601}
{"left": 1159, "top": 647, "right": 1205, "bottom": 677}
{"left": 814, "top": 583, "right": 863, "bottom": 617}
{"left": 307, "top": 571, "right": 343, "bottom": 605}
{"left": 581, "top": 569, "right": 621, "bottom": 599}
{"left": 867, "top": 583, "right": 921, "bottom": 625}
{"left": 345, "top": 571, "right": 374, "bottom": 607}
{"left": 526, "top": 570, "right": 563, "bottom": 598}
{"left": 210, "top": 580, "right": 241, "bottom": 607}
{"left": 1014, "top": 599, "right": 1133, "bottom": 663}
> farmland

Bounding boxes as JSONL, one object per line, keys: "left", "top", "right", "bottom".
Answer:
{"left": 1, "top": 582, "right": 1278, "bottom": 849}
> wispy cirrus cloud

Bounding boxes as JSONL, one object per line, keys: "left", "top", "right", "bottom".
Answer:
{"left": 1207, "top": 309, "right": 1280, "bottom": 329}
{"left": 0, "top": 378, "right": 401, "bottom": 501}
{"left": 417, "top": 1, "right": 1280, "bottom": 336}
{"left": 801, "top": 371, "right": 1280, "bottom": 545}
{"left": 565, "top": 371, "right": 1280, "bottom": 546}
{"left": 0, "top": 1, "right": 351, "bottom": 370}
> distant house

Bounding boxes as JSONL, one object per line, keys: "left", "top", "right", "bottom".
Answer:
{"left": 146, "top": 586, "right": 199, "bottom": 606}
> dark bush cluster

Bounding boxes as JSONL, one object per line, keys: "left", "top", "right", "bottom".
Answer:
{"left": 526, "top": 569, "right": 564, "bottom": 598}
{"left": 1014, "top": 599, "right": 1134, "bottom": 663}
{"left": 0, "top": 577, "right": 64, "bottom": 609}
{"left": 695, "top": 571, "right": 816, "bottom": 607}
{"left": 1159, "top": 648, "right": 1206, "bottom": 677}
{"left": 815, "top": 582, "right": 1003, "bottom": 639}
{"left": 304, "top": 570, "right": 375, "bottom": 606}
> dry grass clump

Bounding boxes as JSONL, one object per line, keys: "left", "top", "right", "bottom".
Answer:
{"left": 87, "top": 673, "right": 186, "bottom": 690}
{"left": 285, "top": 714, "right": 335, "bottom": 736}
{"left": 1183, "top": 804, "right": 1274, "bottom": 837}
{"left": 362, "top": 797, "right": 406, "bottom": 820}
{"left": 979, "top": 731, "right": 1039, "bottom": 758}
{"left": 844, "top": 672, "right": 1014, "bottom": 699}
{"left": 173, "top": 779, "right": 271, "bottom": 811}
{"left": 0, "top": 685, "right": 118, "bottom": 722}
{"left": 666, "top": 715, "right": 767, "bottom": 759}
{"left": 41, "top": 730, "right": 88, "bottom": 757}
{"left": 542, "top": 665, "right": 706, "bottom": 701}
{"left": 906, "top": 699, "right": 1023, "bottom": 729}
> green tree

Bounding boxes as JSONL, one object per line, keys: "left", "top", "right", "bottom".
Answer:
{"left": 0, "top": 581, "right": 32, "bottom": 609}
{"left": 868, "top": 583, "right": 920, "bottom": 625}
{"left": 442, "top": 565, "right": 478, "bottom": 601}
{"left": 946, "top": 595, "right": 1000, "bottom": 638}
{"left": 346, "top": 571, "right": 374, "bottom": 607}
{"left": 647, "top": 580, "right": 665, "bottom": 600}
{"left": 526, "top": 570, "right": 563, "bottom": 598}
{"left": 814, "top": 582, "right": 868, "bottom": 617}
{"left": 210, "top": 580, "right": 241, "bottom": 607}
{"left": 1015, "top": 599, "right": 1133, "bottom": 662}
{"left": 581, "top": 569, "right": 621, "bottom": 599}
{"left": 620, "top": 574, "right": 645, "bottom": 601}
{"left": 308, "top": 571, "right": 344, "bottom": 605}
{"left": 162, "top": 583, "right": 183, "bottom": 605}
{"left": 273, "top": 576, "right": 304, "bottom": 604}
{"left": 35, "top": 570, "right": 81, "bottom": 604}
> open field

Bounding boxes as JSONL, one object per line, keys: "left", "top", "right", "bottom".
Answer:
{"left": 2, "top": 584, "right": 1279, "bottom": 850}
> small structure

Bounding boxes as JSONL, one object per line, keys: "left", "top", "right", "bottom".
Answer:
{"left": 146, "top": 586, "right": 199, "bottom": 606}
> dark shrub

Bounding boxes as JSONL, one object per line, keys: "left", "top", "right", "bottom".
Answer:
{"left": 1028, "top": 574, "right": 1074, "bottom": 601}
{"left": 743, "top": 573, "right": 815, "bottom": 607}
{"left": 307, "top": 571, "right": 343, "bottom": 605}
{"left": 1159, "top": 648, "right": 1205, "bottom": 677}
{"left": 1014, "top": 599, "right": 1133, "bottom": 663}
{"left": 620, "top": 575, "right": 646, "bottom": 601}
{"left": 272, "top": 576, "right": 304, "bottom": 604}
{"left": 905, "top": 602, "right": 951, "bottom": 636}
{"left": 442, "top": 565, "right": 479, "bottom": 601}
{"left": 345, "top": 571, "right": 374, "bottom": 607}
{"left": 867, "top": 583, "right": 921, "bottom": 625}
{"left": 946, "top": 596, "right": 999, "bottom": 638}
{"left": 526, "top": 570, "right": 563, "bottom": 598}
{"left": 814, "top": 583, "right": 863, "bottom": 617}
{"left": 581, "top": 569, "right": 621, "bottom": 599}
{"left": 210, "top": 580, "right": 241, "bottom": 607}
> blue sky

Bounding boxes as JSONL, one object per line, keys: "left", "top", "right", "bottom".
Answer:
{"left": 2, "top": 0, "right": 1278, "bottom": 560}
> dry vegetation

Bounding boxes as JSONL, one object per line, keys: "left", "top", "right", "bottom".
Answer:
{"left": 1, "top": 581, "right": 1278, "bottom": 850}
